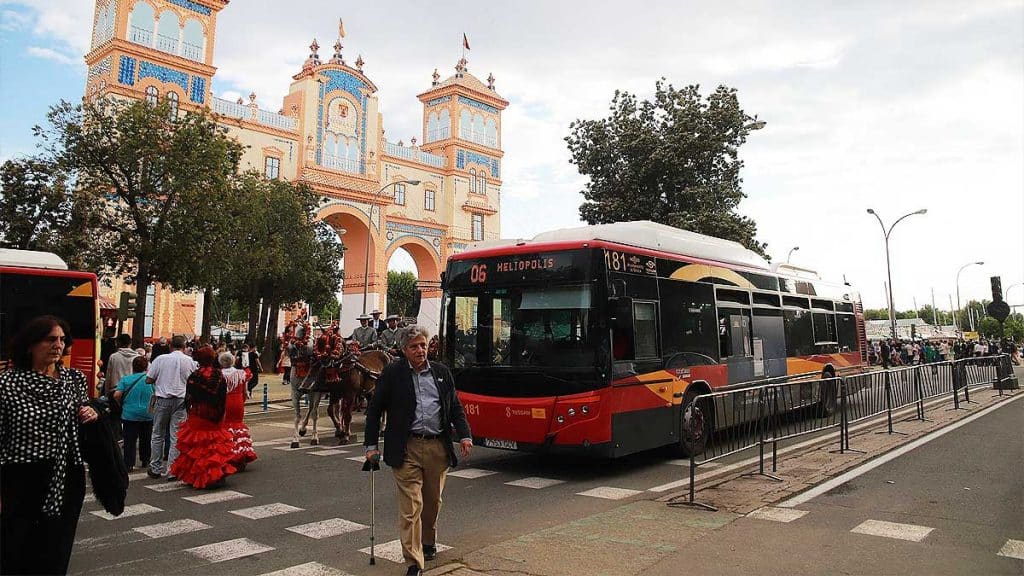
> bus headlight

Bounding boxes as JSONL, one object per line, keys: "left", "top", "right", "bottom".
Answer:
{"left": 581, "top": 405, "right": 590, "bottom": 415}
{"left": 556, "top": 415, "right": 565, "bottom": 424}
{"left": 567, "top": 408, "right": 576, "bottom": 417}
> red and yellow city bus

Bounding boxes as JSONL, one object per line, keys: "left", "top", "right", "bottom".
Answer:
{"left": 1, "top": 249, "right": 101, "bottom": 396}
{"left": 440, "top": 222, "right": 866, "bottom": 457}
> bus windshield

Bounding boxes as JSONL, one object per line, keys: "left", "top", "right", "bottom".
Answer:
{"left": 446, "top": 285, "right": 598, "bottom": 369}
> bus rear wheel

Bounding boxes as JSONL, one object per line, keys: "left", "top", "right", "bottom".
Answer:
{"left": 679, "top": 392, "right": 710, "bottom": 457}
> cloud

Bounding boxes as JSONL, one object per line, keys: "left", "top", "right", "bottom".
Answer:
{"left": 4, "top": 0, "right": 1022, "bottom": 309}
{"left": 0, "top": 8, "right": 30, "bottom": 31}
{"left": 25, "top": 45, "right": 75, "bottom": 66}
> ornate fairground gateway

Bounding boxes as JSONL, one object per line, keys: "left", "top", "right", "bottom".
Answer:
{"left": 84, "top": 0, "right": 507, "bottom": 336}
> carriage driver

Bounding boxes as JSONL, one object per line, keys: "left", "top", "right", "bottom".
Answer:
{"left": 351, "top": 314, "right": 380, "bottom": 350}
{"left": 380, "top": 314, "right": 401, "bottom": 355}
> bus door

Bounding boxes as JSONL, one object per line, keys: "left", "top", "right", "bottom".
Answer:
{"left": 716, "top": 288, "right": 755, "bottom": 384}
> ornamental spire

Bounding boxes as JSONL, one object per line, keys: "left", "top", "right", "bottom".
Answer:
{"left": 330, "top": 37, "right": 345, "bottom": 65}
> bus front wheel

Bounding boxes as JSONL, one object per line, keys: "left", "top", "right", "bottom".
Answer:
{"left": 679, "top": 392, "right": 710, "bottom": 457}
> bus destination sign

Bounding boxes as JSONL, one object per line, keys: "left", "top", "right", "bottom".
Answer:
{"left": 448, "top": 250, "right": 589, "bottom": 287}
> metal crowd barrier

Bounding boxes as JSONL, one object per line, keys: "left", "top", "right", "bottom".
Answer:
{"left": 668, "top": 355, "right": 1015, "bottom": 511}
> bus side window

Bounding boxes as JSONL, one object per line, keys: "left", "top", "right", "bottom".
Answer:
{"left": 632, "top": 301, "right": 658, "bottom": 358}
{"left": 718, "top": 309, "right": 752, "bottom": 358}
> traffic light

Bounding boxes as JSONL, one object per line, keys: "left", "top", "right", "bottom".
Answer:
{"left": 118, "top": 291, "right": 137, "bottom": 322}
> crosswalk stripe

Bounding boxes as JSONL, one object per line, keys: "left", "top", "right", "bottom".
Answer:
{"left": 850, "top": 519, "right": 934, "bottom": 542}
{"left": 252, "top": 438, "right": 295, "bottom": 447}
{"left": 90, "top": 503, "right": 162, "bottom": 520}
{"left": 183, "top": 490, "right": 252, "bottom": 505}
{"left": 133, "top": 519, "right": 210, "bottom": 538}
{"left": 231, "top": 503, "right": 305, "bottom": 520}
{"left": 747, "top": 507, "right": 808, "bottom": 523}
{"left": 145, "top": 482, "right": 187, "bottom": 493}
{"left": 310, "top": 449, "right": 349, "bottom": 456}
{"left": 505, "top": 477, "right": 565, "bottom": 489}
{"left": 285, "top": 518, "right": 368, "bottom": 539}
{"left": 576, "top": 487, "right": 641, "bottom": 500}
{"left": 448, "top": 468, "right": 497, "bottom": 479}
{"left": 997, "top": 539, "right": 1024, "bottom": 560}
{"left": 359, "top": 540, "right": 451, "bottom": 564}
{"left": 258, "top": 562, "right": 355, "bottom": 576}
{"left": 273, "top": 445, "right": 321, "bottom": 451}
{"left": 186, "top": 538, "right": 274, "bottom": 563}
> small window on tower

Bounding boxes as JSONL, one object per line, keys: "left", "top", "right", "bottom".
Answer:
{"left": 166, "top": 91, "right": 179, "bottom": 119}
{"left": 468, "top": 169, "right": 476, "bottom": 193}
{"left": 145, "top": 86, "right": 159, "bottom": 106}
{"left": 472, "top": 214, "right": 484, "bottom": 241}
{"left": 264, "top": 156, "right": 280, "bottom": 179}
{"left": 424, "top": 189, "right": 436, "bottom": 211}
{"left": 394, "top": 183, "right": 406, "bottom": 205}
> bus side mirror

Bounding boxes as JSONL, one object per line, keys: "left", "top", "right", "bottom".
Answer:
{"left": 609, "top": 297, "right": 633, "bottom": 330}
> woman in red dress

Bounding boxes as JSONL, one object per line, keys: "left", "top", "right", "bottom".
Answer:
{"left": 170, "top": 347, "right": 236, "bottom": 489}
{"left": 219, "top": 352, "right": 257, "bottom": 470}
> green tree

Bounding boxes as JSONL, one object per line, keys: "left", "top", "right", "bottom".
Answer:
{"left": 1004, "top": 316, "right": 1024, "bottom": 342}
{"left": 387, "top": 270, "right": 418, "bottom": 317}
{"left": 36, "top": 99, "right": 244, "bottom": 346}
{"left": 566, "top": 80, "right": 767, "bottom": 256}
{"left": 957, "top": 300, "right": 989, "bottom": 332}
{"left": 978, "top": 316, "right": 1003, "bottom": 339}
{"left": 864, "top": 309, "right": 889, "bottom": 321}
{"left": 0, "top": 158, "right": 72, "bottom": 253}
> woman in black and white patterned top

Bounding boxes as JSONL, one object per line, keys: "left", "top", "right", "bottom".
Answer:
{"left": 1, "top": 315, "right": 98, "bottom": 576}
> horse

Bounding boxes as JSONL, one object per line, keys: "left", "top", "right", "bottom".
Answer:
{"left": 323, "top": 350, "right": 390, "bottom": 444}
{"left": 287, "top": 336, "right": 322, "bottom": 449}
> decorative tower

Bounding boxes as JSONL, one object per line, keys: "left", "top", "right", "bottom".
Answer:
{"left": 418, "top": 56, "right": 508, "bottom": 247}
{"left": 84, "top": 0, "right": 228, "bottom": 108}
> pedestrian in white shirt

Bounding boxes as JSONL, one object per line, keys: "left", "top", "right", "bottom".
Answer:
{"left": 145, "top": 335, "right": 198, "bottom": 479}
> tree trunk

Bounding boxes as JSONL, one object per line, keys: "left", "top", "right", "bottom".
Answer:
{"left": 246, "top": 283, "right": 260, "bottom": 342}
{"left": 261, "top": 299, "right": 280, "bottom": 366}
{"left": 131, "top": 265, "right": 151, "bottom": 349}
{"left": 200, "top": 286, "right": 214, "bottom": 343}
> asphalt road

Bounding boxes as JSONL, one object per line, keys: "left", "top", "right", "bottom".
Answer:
{"left": 68, "top": 375, "right": 1017, "bottom": 576}
{"left": 650, "top": 392, "right": 1024, "bottom": 575}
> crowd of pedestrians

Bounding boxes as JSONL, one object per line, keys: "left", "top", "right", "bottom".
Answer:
{"left": 869, "top": 337, "right": 1021, "bottom": 368}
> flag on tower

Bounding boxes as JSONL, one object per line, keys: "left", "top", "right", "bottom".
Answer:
{"left": 339, "top": 18, "right": 346, "bottom": 38}
{"left": 463, "top": 33, "right": 470, "bottom": 51}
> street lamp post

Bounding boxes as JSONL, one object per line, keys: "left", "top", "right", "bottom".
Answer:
{"left": 786, "top": 246, "right": 800, "bottom": 263}
{"left": 955, "top": 261, "right": 984, "bottom": 334}
{"left": 362, "top": 179, "right": 420, "bottom": 315}
{"left": 866, "top": 208, "right": 927, "bottom": 339}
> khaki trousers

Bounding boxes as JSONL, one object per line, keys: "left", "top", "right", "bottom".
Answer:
{"left": 392, "top": 436, "right": 449, "bottom": 568}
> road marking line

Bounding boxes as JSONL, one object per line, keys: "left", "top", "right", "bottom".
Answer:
{"left": 133, "top": 519, "right": 210, "bottom": 538}
{"left": 448, "top": 468, "right": 497, "bottom": 479}
{"left": 505, "top": 477, "right": 565, "bottom": 489}
{"left": 258, "top": 562, "right": 355, "bottom": 576}
{"left": 850, "top": 519, "right": 934, "bottom": 542}
{"left": 252, "top": 438, "right": 294, "bottom": 447}
{"left": 145, "top": 482, "right": 187, "bottom": 493}
{"left": 649, "top": 392, "right": 978, "bottom": 493}
{"left": 90, "top": 503, "right": 162, "bottom": 520}
{"left": 230, "top": 503, "right": 305, "bottom": 520}
{"left": 285, "top": 518, "right": 368, "bottom": 539}
{"left": 747, "top": 507, "right": 808, "bottom": 523}
{"left": 185, "top": 538, "right": 274, "bottom": 563}
{"left": 778, "top": 393, "right": 1024, "bottom": 508}
{"left": 998, "top": 539, "right": 1024, "bottom": 560}
{"left": 577, "top": 487, "right": 642, "bottom": 500}
{"left": 310, "top": 449, "right": 349, "bottom": 456}
{"left": 128, "top": 471, "right": 151, "bottom": 481}
{"left": 273, "top": 444, "right": 321, "bottom": 451}
{"left": 358, "top": 540, "right": 451, "bottom": 563}
{"left": 264, "top": 422, "right": 297, "bottom": 429}
{"left": 183, "top": 490, "right": 252, "bottom": 505}
{"left": 345, "top": 456, "right": 367, "bottom": 462}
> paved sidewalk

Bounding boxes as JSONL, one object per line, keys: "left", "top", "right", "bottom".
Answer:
{"left": 429, "top": 370, "right": 1023, "bottom": 576}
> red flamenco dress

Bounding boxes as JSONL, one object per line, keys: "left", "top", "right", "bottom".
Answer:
{"left": 222, "top": 367, "right": 257, "bottom": 469}
{"left": 170, "top": 360, "right": 237, "bottom": 489}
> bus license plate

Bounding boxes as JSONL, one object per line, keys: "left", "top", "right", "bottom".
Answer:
{"left": 483, "top": 438, "right": 518, "bottom": 450}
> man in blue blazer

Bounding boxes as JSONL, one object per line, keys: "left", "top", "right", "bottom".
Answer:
{"left": 365, "top": 325, "right": 472, "bottom": 576}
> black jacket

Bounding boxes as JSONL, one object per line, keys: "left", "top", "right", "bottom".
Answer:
{"left": 364, "top": 360, "right": 471, "bottom": 469}
{"left": 80, "top": 399, "right": 129, "bottom": 516}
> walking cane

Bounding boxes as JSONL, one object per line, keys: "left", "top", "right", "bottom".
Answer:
{"left": 362, "top": 452, "right": 381, "bottom": 565}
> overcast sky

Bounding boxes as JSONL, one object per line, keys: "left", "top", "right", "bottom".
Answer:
{"left": 1, "top": 0, "right": 1022, "bottom": 312}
